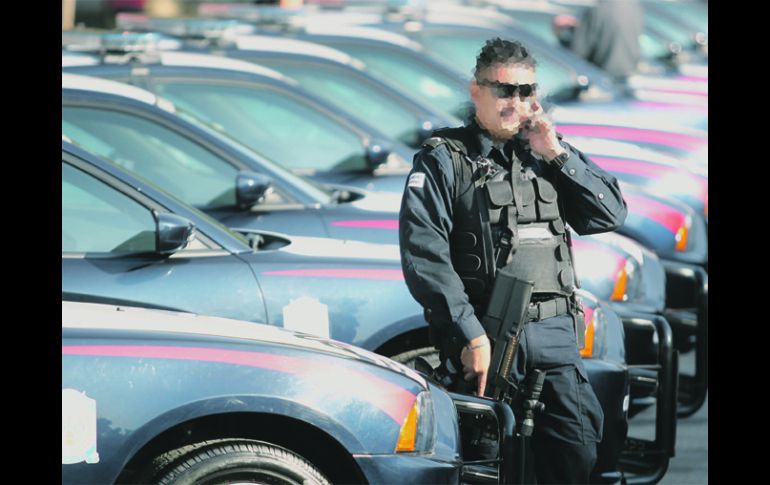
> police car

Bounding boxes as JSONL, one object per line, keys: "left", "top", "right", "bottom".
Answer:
{"left": 104, "top": 15, "right": 461, "bottom": 149}
{"left": 62, "top": 139, "right": 677, "bottom": 482}
{"left": 62, "top": 300, "right": 488, "bottom": 483}
{"left": 61, "top": 35, "right": 416, "bottom": 193}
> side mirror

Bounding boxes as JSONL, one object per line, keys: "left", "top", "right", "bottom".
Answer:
{"left": 156, "top": 213, "right": 195, "bottom": 255}
{"left": 236, "top": 171, "right": 273, "bottom": 210}
{"left": 364, "top": 139, "right": 393, "bottom": 171}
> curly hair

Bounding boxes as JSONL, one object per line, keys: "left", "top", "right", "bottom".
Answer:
{"left": 473, "top": 37, "right": 537, "bottom": 79}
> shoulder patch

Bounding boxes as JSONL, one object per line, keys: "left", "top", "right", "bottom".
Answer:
{"left": 408, "top": 172, "right": 426, "bottom": 189}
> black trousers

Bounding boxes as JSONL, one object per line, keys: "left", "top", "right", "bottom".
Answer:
{"left": 510, "top": 313, "right": 604, "bottom": 484}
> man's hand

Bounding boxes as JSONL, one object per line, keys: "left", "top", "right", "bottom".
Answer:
{"left": 520, "top": 101, "right": 566, "bottom": 161}
{"left": 460, "top": 334, "right": 491, "bottom": 396}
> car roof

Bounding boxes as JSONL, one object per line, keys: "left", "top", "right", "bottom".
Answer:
{"left": 62, "top": 72, "right": 158, "bottom": 105}
{"left": 302, "top": 24, "right": 425, "bottom": 51}
{"left": 154, "top": 50, "right": 290, "bottom": 81}
{"left": 233, "top": 34, "right": 361, "bottom": 66}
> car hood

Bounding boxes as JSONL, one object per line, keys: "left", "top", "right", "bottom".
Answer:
{"left": 62, "top": 301, "right": 427, "bottom": 388}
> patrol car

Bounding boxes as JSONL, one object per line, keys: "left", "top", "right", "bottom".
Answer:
{"left": 62, "top": 139, "right": 676, "bottom": 482}
{"left": 61, "top": 69, "right": 703, "bottom": 413}
{"left": 94, "top": 17, "right": 462, "bottom": 149}
{"left": 61, "top": 38, "right": 416, "bottom": 193}
{"left": 62, "top": 301, "right": 482, "bottom": 483}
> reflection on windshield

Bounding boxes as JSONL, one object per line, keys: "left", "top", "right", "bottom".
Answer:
{"left": 62, "top": 107, "right": 238, "bottom": 209}
{"left": 322, "top": 43, "right": 467, "bottom": 120}
{"left": 172, "top": 107, "right": 335, "bottom": 204}
{"left": 260, "top": 59, "right": 424, "bottom": 147}
{"left": 423, "top": 32, "right": 580, "bottom": 101}
{"left": 154, "top": 81, "right": 369, "bottom": 173}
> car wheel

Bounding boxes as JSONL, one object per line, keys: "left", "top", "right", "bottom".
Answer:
{"left": 148, "top": 438, "right": 331, "bottom": 485}
{"left": 391, "top": 346, "right": 440, "bottom": 373}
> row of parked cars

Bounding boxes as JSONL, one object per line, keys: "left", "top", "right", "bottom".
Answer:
{"left": 62, "top": 0, "right": 707, "bottom": 483}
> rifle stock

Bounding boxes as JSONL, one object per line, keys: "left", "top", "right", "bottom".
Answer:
{"left": 481, "top": 269, "right": 534, "bottom": 400}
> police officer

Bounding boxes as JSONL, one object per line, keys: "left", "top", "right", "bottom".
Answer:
{"left": 399, "top": 38, "right": 627, "bottom": 484}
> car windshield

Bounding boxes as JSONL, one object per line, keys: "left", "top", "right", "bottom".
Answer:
{"left": 257, "top": 58, "right": 427, "bottom": 147}
{"left": 648, "top": 0, "right": 708, "bottom": 34}
{"left": 154, "top": 80, "right": 369, "bottom": 174}
{"left": 319, "top": 41, "right": 468, "bottom": 119}
{"left": 62, "top": 107, "right": 239, "bottom": 209}
{"left": 417, "top": 30, "right": 579, "bottom": 100}
{"left": 644, "top": 7, "right": 695, "bottom": 47}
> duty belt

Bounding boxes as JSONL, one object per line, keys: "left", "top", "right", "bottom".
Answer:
{"left": 527, "top": 296, "right": 570, "bottom": 322}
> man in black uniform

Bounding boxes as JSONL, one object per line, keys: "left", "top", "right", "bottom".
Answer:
{"left": 399, "top": 38, "right": 627, "bottom": 484}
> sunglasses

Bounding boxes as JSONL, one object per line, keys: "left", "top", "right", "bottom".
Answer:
{"left": 477, "top": 79, "right": 538, "bottom": 98}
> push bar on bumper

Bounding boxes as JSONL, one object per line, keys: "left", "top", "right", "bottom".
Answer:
{"left": 618, "top": 314, "right": 678, "bottom": 485}
{"left": 447, "top": 393, "right": 515, "bottom": 484}
{"left": 661, "top": 260, "right": 708, "bottom": 417}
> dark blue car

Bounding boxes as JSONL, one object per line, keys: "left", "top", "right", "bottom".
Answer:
{"left": 62, "top": 47, "right": 416, "bottom": 193}
{"left": 62, "top": 300, "right": 475, "bottom": 484}
{"left": 62, "top": 139, "right": 678, "bottom": 482}
{"left": 62, "top": 72, "right": 406, "bottom": 245}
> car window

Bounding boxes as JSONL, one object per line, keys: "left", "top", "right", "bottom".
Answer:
{"left": 645, "top": 8, "right": 693, "bottom": 46}
{"left": 260, "top": 59, "right": 422, "bottom": 147}
{"left": 325, "top": 43, "right": 467, "bottom": 119}
{"left": 62, "top": 107, "right": 238, "bottom": 209}
{"left": 62, "top": 162, "right": 156, "bottom": 254}
{"left": 424, "top": 32, "right": 576, "bottom": 100}
{"left": 153, "top": 81, "right": 368, "bottom": 173}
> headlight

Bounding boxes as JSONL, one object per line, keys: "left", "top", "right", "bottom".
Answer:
{"left": 579, "top": 304, "right": 607, "bottom": 359}
{"left": 395, "top": 391, "right": 435, "bottom": 453}
{"left": 610, "top": 257, "right": 641, "bottom": 302}
{"left": 675, "top": 214, "right": 693, "bottom": 252}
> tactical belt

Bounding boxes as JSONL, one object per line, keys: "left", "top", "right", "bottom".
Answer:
{"left": 527, "top": 296, "right": 570, "bottom": 322}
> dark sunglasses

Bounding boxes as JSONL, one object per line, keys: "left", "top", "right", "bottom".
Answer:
{"left": 477, "top": 79, "right": 538, "bottom": 98}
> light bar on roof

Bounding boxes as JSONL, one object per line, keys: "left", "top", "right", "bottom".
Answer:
{"left": 198, "top": 2, "right": 315, "bottom": 22}
{"left": 116, "top": 12, "right": 255, "bottom": 40}
{"left": 62, "top": 30, "right": 183, "bottom": 54}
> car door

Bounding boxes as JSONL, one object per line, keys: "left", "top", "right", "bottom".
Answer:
{"left": 62, "top": 153, "right": 268, "bottom": 323}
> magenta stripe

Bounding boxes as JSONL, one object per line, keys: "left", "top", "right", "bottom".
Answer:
{"left": 630, "top": 101, "right": 708, "bottom": 113}
{"left": 332, "top": 219, "right": 399, "bottom": 229}
{"left": 647, "top": 87, "right": 707, "bottom": 97}
{"left": 262, "top": 268, "right": 405, "bottom": 281}
{"left": 558, "top": 125, "right": 706, "bottom": 150}
{"left": 592, "top": 157, "right": 708, "bottom": 202}
{"left": 624, "top": 193, "right": 686, "bottom": 234}
{"left": 674, "top": 75, "right": 708, "bottom": 83}
{"left": 572, "top": 239, "right": 627, "bottom": 275}
{"left": 62, "top": 345, "right": 416, "bottom": 424}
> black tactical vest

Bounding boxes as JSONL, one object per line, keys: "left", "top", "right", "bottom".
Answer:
{"left": 424, "top": 128, "right": 577, "bottom": 309}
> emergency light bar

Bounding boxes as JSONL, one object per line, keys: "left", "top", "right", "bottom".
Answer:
{"left": 62, "top": 30, "right": 182, "bottom": 54}
{"left": 197, "top": 3, "right": 317, "bottom": 24}
{"left": 115, "top": 13, "right": 255, "bottom": 40}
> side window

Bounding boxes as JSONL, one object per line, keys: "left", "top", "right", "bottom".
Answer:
{"left": 153, "top": 81, "right": 368, "bottom": 173}
{"left": 62, "top": 107, "right": 239, "bottom": 209}
{"left": 263, "top": 60, "right": 422, "bottom": 147}
{"left": 62, "top": 162, "right": 156, "bottom": 254}
{"left": 331, "top": 44, "right": 467, "bottom": 117}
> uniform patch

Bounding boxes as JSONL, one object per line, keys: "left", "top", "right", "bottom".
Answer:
{"left": 62, "top": 389, "right": 99, "bottom": 465}
{"left": 408, "top": 172, "right": 426, "bottom": 188}
{"left": 282, "top": 296, "right": 331, "bottom": 339}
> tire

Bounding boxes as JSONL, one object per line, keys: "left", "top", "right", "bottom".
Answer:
{"left": 146, "top": 438, "right": 331, "bottom": 485}
{"left": 391, "top": 346, "right": 441, "bottom": 371}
